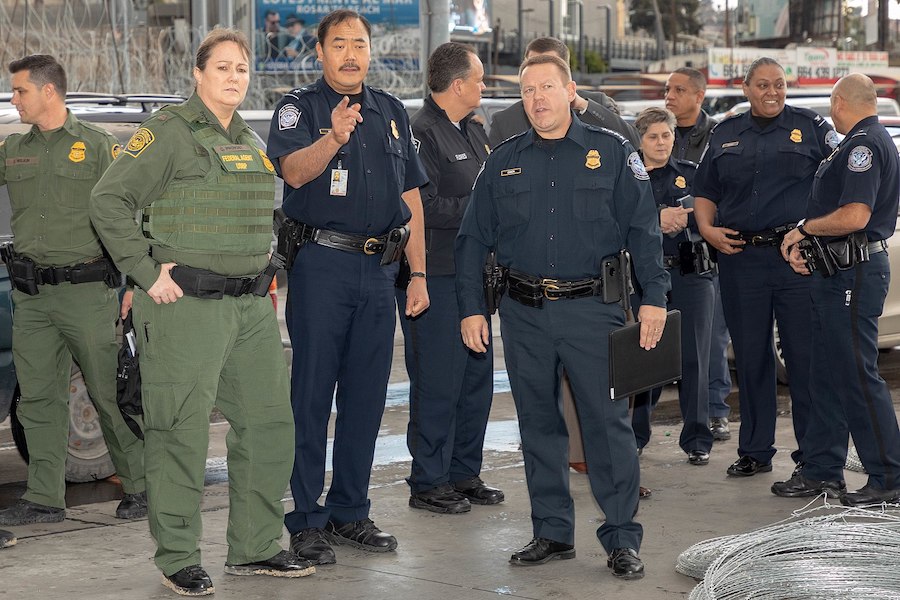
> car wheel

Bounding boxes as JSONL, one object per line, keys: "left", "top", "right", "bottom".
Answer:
{"left": 10, "top": 364, "right": 115, "bottom": 483}
{"left": 774, "top": 321, "right": 788, "bottom": 386}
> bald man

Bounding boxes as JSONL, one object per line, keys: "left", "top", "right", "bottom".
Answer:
{"left": 773, "top": 74, "right": 900, "bottom": 506}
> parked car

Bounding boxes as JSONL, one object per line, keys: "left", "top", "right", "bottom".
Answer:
{"left": 712, "top": 96, "right": 900, "bottom": 121}
{"left": 0, "top": 94, "right": 281, "bottom": 482}
{"left": 401, "top": 97, "right": 517, "bottom": 137}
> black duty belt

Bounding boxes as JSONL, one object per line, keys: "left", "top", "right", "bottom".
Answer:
{"left": 662, "top": 255, "right": 681, "bottom": 269}
{"left": 731, "top": 223, "right": 796, "bottom": 247}
{"left": 506, "top": 269, "right": 603, "bottom": 308}
{"left": 170, "top": 265, "right": 270, "bottom": 300}
{"left": 300, "top": 224, "right": 390, "bottom": 255}
{"left": 34, "top": 260, "right": 112, "bottom": 286}
{"left": 868, "top": 239, "right": 888, "bottom": 254}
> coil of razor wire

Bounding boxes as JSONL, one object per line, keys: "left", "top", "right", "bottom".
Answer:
{"left": 846, "top": 444, "right": 867, "bottom": 473}
{"left": 678, "top": 502, "right": 900, "bottom": 600}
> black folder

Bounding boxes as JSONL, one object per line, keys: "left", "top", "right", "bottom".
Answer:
{"left": 608, "top": 309, "right": 682, "bottom": 400}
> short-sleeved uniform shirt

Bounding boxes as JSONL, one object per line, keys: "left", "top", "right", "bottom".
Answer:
{"left": 266, "top": 78, "right": 427, "bottom": 235}
{"left": 455, "top": 116, "right": 670, "bottom": 318}
{"left": 807, "top": 115, "right": 900, "bottom": 242}
{"left": 647, "top": 157, "right": 698, "bottom": 257}
{"left": 693, "top": 105, "right": 838, "bottom": 231}
{"left": 0, "top": 110, "right": 119, "bottom": 266}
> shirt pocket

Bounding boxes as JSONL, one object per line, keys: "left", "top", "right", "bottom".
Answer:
{"left": 383, "top": 135, "right": 408, "bottom": 184}
{"left": 4, "top": 161, "right": 40, "bottom": 214}
{"left": 53, "top": 162, "right": 100, "bottom": 209}
{"left": 777, "top": 143, "right": 820, "bottom": 180}
{"left": 573, "top": 175, "right": 614, "bottom": 221}
{"left": 494, "top": 176, "right": 530, "bottom": 226}
{"left": 712, "top": 145, "right": 745, "bottom": 186}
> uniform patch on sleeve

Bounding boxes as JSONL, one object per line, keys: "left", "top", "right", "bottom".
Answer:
{"left": 111, "top": 144, "right": 121, "bottom": 160}
{"left": 848, "top": 146, "right": 874, "bottom": 173}
{"left": 825, "top": 130, "right": 839, "bottom": 149}
{"left": 123, "top": 128, "right": 155, "bottom": 158}
{"left": 278, "top": 104, "right": 301, "bottom": 131}
{"left": 628, "top": 152, "right": 649, "bottom": 181}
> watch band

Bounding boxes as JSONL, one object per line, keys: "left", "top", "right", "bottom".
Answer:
{"left": 409, "top": 271, "right": 426, "bottom": 279}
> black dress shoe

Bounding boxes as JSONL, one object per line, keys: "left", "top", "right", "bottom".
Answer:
{"left": 792, "top": 461, "right": 805, "bottom": 478}
{"left": 409, "top": 484, "right": 471, "bottom": 514}
{"left": 162, "top": 565, "right": 214, "bottom": 596}
{"left": 0, "top": 529, "right": 16, "bottom": 549}
{"left": 771, "top": 474, "right": 846, "bottom": 498}
{"left": 509, "top": 537, "right": 575, "bottom": 566}
{"left": 709, "top": 417, "right": 731, "bottom": 441}
{"left": 0, "top": 499, "right": 65, "bottom": 526}
{"left": 726, "top": 456, "right": 772, "bottom": 477}
{"left": 326, "top": 518, "right": 398, "bottom": 552}
{"left": 115, "top": 491, "right": 148, "bottom": 519}
{"left": 225, "top": 549, "right": 316, "bottom": 577}
{"left": 840, "top": 484, "right": 900, "bottom": 507}
{"left": 290, "top": 527, "right": 336, "bottom": 565}
{"left": 452, "top": 476, "right": 505, "bottom": 505}
{"left": 607, "top": 548, "right": 645, "bottom": 580}
{"left": 688, "top": 450, "right": 710, "bottom": 466}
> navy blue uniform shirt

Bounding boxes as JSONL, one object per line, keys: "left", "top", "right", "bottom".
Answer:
{"left": 693, "top": 105, "right": 838, "bottom": 231}
{"left": 455, "top": 116, "right": 670, "bottom": 318}
{"left": 411, "top": 95, "right": 490, "bottom": 276}
{"left": 648, "top": 157, "right": 698, "bottom": 257}
{"left": 808, "top": 115, "right": 900, "bottom": 241}
{"left": 267, "top": 78, "right": 428, "bottom": 235}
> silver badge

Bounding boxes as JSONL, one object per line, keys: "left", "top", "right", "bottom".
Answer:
{"left": 825, "top": 130, "right": 839, "bottom": 149}
{"left": 628, "top": 152, "right": 649, "bottom": 181}
{"left": 278, "top": 104, "right": 301, "bottom": 131}
{"left": 848, "top": 145, "right": 874, "bottom": 173}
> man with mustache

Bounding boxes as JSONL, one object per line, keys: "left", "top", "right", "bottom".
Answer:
{"left": 266, "top": 9, "right": 428, "bottom": 565}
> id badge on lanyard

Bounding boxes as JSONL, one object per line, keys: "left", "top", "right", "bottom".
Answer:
{"left": 330, "top": 158, "right": 348, "bottom": 196}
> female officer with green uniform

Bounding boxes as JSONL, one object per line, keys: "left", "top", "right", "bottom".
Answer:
{"left": 90, "top": 29, "right": 313, "bottom": 597}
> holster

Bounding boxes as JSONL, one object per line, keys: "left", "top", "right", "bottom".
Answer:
{"left": 380, "top": 225, "right": 410, "bottom": 266}
{"left": 276, "top": 213, "right": 305, "bottom": 271}
{"left": 601, "top": 251, "right": 632, "bottom": 307}
{"left": 677, "top": 240, "right": 715, "bottom": 276}
{"left": 1, "top": 244, "right": 39, "bottom": 295}
{"left": 800, "top": 232, "right": 870, "bottom": 278}
{"left": 483, "top": 251, "right": 507, "bottom": 315}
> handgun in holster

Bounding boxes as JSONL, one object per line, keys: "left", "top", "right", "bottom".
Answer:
{"left": 1, "top": 244, "right": 39, "bottom": 295}
{"left": 483, "top": 251, "right": 507, "bottom": 315}
{"left": 677, "top": 240, "right": 715, "bottom": 275}
{"left": 275, "top": 209, "right": 305, "bottom": 271}
{"left": 798, "top": 237, "right": 836, "bottom": 277}
{"left": 380, "top": 224, "right": 411, "bottom": 266}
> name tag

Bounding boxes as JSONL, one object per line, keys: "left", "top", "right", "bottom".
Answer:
{"left": 500, "top": 168, "right": 522, "bottom": 177}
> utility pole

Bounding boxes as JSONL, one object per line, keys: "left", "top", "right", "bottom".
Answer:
{"left": 879, "top": 0, "right": 889, "bottom": 51}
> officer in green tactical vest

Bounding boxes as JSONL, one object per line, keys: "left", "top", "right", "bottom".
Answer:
{"left": 0, "top": 54, "right": 146, "bottom": 527}
{"left": 90, "top": 29, "right": 313, "bottom": 597}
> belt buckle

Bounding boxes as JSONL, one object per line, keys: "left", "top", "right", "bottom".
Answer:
{"left": 751, "top": 235, "right": 764, "bottom": 245}
{"left": 363, "top": 237, "right": 382, "bottom": 255}
{"left": 541, "top": 278, "right": 560, "bottom": 301}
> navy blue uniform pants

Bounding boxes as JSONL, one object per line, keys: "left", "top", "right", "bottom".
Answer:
{"left": 717, "top": 245, "right": 812, "bottom": 465}
{"left": 500, "top": 297, "right": 642, "bottom": 552}
{"left": 802, "top": 253, "right": 900, "bottom": 489}
{"left": 632, "top": 269, "right": 715, "bottom": 454}
{"left": 396, "top": 275, "right": 494, "bottom": 493}
{"left": 284, "top": 243, "right": 398, "bottom": 532}
{"left": 708, "top": 277, "right": 732, "bottom": 419}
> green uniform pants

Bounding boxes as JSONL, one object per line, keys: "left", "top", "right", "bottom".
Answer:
{"left": 133, "top": 289, "right": 294, "bottom": 576}
{"left": 12, "top": 282, "right": 144, "bottom": 508}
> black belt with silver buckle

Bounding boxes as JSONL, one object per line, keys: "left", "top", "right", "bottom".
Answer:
{"left": 505, "top": 269, "right": 602, "bottom": 308}
{"left": 732, "top": 223, "right": 796, "bottom": 247}
{"left": 300, "top": 225, "right": 389, "bottom": 255}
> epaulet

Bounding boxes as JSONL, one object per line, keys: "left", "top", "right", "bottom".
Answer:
{"left": 583, "top": 123, "right": 629, "bottom": 146}
{"left": 715, "top": 112, "right": 743, "bottom": 126}
{"left": 79, "top": 119, "right": 117, "bottom": 138}
{"left": 493, "top": 130, "right": 528, "bottom": 151}
{"left": 369, "top": 86, "right": 404, "bottom": 108}
{"left": 284, "top": 84, "right": 319, "bottom": 100}
{"left": 849, "top": 130, "right": 868, "bottom": 139}
{"left": 142, "top": 109, "right": 175, "bottom": 127}
{"left": 675, "top": 158, "right": 698, "bottom": 169}
{"left": 789, "top": 105, "right": 827, "bottom": 125}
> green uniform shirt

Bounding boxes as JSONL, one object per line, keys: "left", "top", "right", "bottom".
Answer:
{"left": 0, "top": 110, "right": 119, "bottom": 266}
{"left": 90, "top": 94, "right": 274, "bottom": 291}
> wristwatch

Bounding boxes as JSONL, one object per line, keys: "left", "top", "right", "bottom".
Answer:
{"left": 409, "top": 272, "right": 426, "bottom": 279}
{"left": 796, "top": 219, "right": 810, "bottom": 237}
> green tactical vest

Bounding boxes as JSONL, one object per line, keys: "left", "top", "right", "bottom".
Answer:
{"left": 142, "top": 105, "right": 275, "bottom": 256}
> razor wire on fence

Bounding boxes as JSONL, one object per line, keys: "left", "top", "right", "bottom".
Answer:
{"left": 0, "top": 1, "right": 424, "bottom": 108}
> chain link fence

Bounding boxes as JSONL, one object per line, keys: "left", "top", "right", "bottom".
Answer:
{"left": 0, "top": 1, "right": 424, "bottom": 108}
